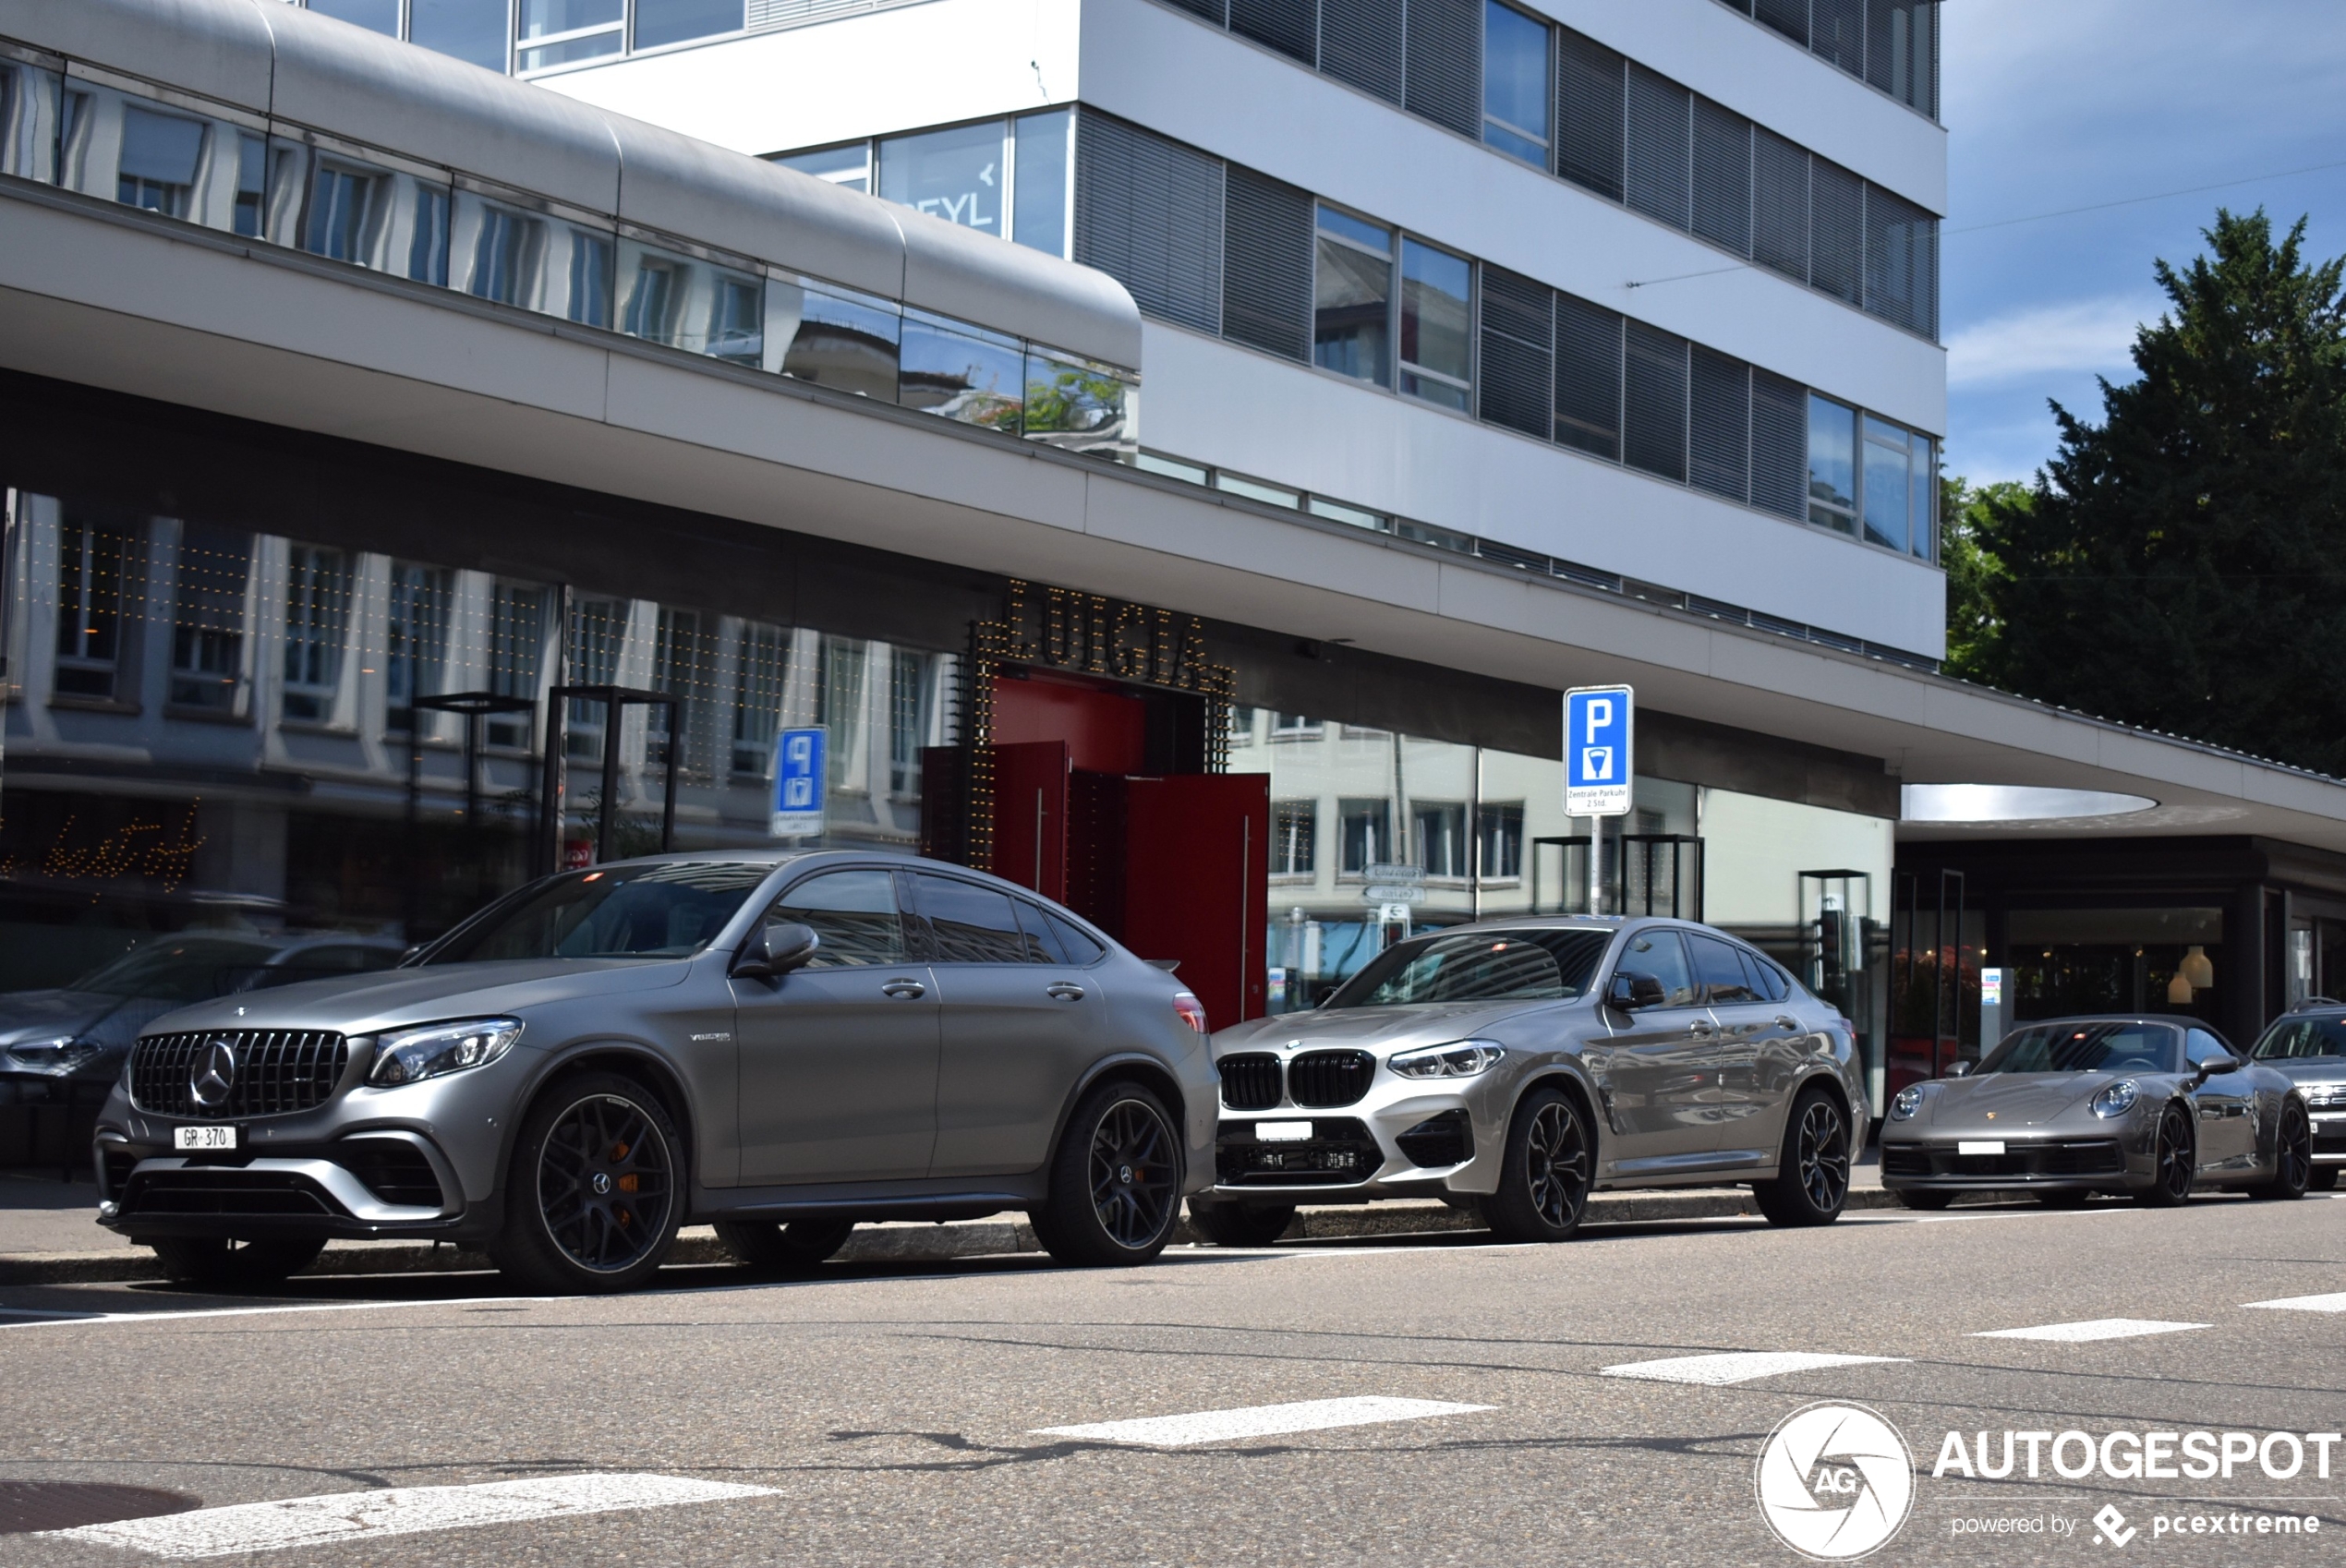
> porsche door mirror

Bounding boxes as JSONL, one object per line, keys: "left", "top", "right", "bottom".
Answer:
{"left": 1606, "top": 971, "right": 1665, "bottom": 1011}
{"left": 1944, "top": 1061, "right": 1973, "bottom": 1079}
{"left": 2195, "top": 1054, "right": 2242, "bottom": 1080}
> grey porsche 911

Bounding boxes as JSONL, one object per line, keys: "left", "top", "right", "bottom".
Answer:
{"left": 1880, "top": 1015, "right": 2315, "bottom": 1209}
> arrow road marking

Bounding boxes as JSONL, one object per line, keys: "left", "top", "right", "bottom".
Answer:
{"left": 1033, "top": 1395, "right": 1492, "bottom": 1447}
{"left": 2242, "top": 1291, "right": 2346, "bottom": 1313}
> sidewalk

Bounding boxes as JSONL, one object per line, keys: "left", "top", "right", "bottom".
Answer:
{"left": 0, "top": 1148, "right": 1895, "bottom": 1286}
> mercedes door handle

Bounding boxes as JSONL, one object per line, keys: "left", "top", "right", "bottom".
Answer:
{"left": 1046, "top": 983, "right": 1085, "bottom": 1001}
{"left": 880, "top": 979, "right": 926, "bottom": 1000}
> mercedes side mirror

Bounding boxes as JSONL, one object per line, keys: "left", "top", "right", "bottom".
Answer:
{"left": 732, "top": 922, "right": 819, "bottom": 980}
{"left": 1605, "top": 971, "right": 1666, "bottom": 1011}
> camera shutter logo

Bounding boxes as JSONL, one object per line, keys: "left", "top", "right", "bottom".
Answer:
{"left": 1754, "top": 1402, "right": 1916, "bottom": 1560}
{"left": 189, "top": 1038, "right": 239, "bottom": 1109}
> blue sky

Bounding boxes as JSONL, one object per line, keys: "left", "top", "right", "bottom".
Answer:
{"left": 1941, "top": 0, "right": 2346, "bottom": 485}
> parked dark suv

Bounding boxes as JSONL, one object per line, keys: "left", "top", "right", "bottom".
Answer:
{"left": 91, "top": 851, "right": 1215, "bottom": 1291}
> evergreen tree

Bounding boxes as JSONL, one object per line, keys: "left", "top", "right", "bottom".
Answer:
{"left": 1938, "top": 475, "right": 2022, "bottom": 679}
{"left": 1969, "top": 210, "right": 2346, "bottom": 773}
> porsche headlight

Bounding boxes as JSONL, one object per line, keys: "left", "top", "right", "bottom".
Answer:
{"left": 2090, "top": 1079, "right": 2139, "bottom": 1119}
{"left": 366, "top": 1019, "right": 523, "bottom": 1087}
{"left": 1389, "top": 1041, "right": 1506, "bottom": 1080}
{"left": 1889, "top": 1084, "right": 1924, "bottom": 1120}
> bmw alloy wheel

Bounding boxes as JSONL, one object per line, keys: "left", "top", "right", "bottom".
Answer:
{"left": 538, "top": 1092, "right": 675, "bottom": 1273}
{"left": 1795, "top": 1098, "right": 1851, "bottom": 1212}
{"left": 1524, "top": 1099, "right": 1591, "bottom": 1229}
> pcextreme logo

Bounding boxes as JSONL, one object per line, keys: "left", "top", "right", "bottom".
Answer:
{"left": 1755, "top": 1402, "right": 1917, "bottom": 1561}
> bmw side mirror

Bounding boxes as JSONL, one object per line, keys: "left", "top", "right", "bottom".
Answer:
{"left": 1605, "top": 971, "right": 1666, "bottom": 1011}
{"left": 732, "top": 923, "right": 820, "bottom": 980}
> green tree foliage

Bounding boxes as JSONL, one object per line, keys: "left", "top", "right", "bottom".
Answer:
{"left": 1938, "top": 475, "right": 2023, "bottom": 678}
{"left": 1965, "top": 210, "right": 2346, "bottom": 773}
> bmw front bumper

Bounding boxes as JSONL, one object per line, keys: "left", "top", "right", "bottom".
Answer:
{"left": 1203, "top": 1073, "right": 1512, "bottom": 1203}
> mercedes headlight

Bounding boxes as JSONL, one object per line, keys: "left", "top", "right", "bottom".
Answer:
{"left": 2090, "top": 1079, "right": 2139, "bottom": 1119}
{"left": 366, "top": 1019, "right": 523, "bottom": 1087}
{"left": 1389, "top": 1041, "right": 1506, "bottom": 1080}
{"left": 3, "top": 1037, "right": 102, "bottom": 1075}
{"left": 1889, "top": 1084, "right": 1924, "bottom": 1120}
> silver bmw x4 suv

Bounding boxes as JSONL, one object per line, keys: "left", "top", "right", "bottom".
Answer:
{"left": 91, "top": 851, "right": 1216, "bottom": 1291}
{"left": 1190, "top": 916, "right": 1866, "bottom": 1245}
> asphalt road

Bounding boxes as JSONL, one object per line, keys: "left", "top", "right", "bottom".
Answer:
{"left": 0, "top": 1192, "right": 2340, "bottom": 1567}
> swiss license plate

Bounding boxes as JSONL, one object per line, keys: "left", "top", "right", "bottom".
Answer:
{"left": 1255, "top": 1121, "right": 1312, "bottom": 1142}
{"left": 174, "top": 1125, "right": 240, "bottom": 1152}
{"left": 1957, "top": 1140, "right": 2005, "bottom": 1156}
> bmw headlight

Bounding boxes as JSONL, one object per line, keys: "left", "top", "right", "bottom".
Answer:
{"left": 2090, "top": 1079, "right": 2139, "bottom": 1119}
{"left": 365, "top": 1019, "right": 523, "bottom": 1087}
{"left": 1389, "top": 1041, "right": 1505, "bottom": 1080}
{"left": 1889, "top": 1084, "right": 1924, "bottom": 1120}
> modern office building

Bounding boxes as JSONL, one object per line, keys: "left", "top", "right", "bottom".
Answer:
{"left": 6, "top": 0, "right": 2346, "bottom": 1170}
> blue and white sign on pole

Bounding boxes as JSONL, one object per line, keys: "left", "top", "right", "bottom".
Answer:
{"left": 1564, "top": 685, "right": 1634, "bottom": 817}
{"left": 769, "top": 726, "right": 827, "bottom": 838}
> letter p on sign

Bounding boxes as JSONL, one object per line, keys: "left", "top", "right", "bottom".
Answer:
{"left": 1564, "top": 685, "right": 1633, "bottom": 817}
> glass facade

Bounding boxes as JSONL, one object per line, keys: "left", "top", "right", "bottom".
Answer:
{"left": 1313, "top": 206, "right": 1393, "bottom": 387}
{"left": 1481, "top": 1, "right": 1551, "bottom": 166}
{"left": 777, "top": 112, "right": 1075, "bottom": 259}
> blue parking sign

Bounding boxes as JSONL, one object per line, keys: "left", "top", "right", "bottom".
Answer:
{"left": 770, "top": 726, "right": 827, "bottom": 838}
{"left": 1564, "top": 686, "right": 1633, "bottom": 816}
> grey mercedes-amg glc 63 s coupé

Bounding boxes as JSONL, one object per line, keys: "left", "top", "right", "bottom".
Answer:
{"left": 91, "top": 851, "right": 1217, "bottom": 1291}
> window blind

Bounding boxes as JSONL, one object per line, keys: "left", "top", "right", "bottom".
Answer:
{"left": 1223, "top": 164, "right": 1315, "bottom": 361}
{"left": 1622, "top": 320, "right": 1689, "bottom": 483}
{"left": 1624, "top": 65, "right": 1690, "bottom": 231}
{"left": 1748, "top": 368, "right": 1808, "bottom": 520}
{"left": 1403, "top": 0, "right": 1481, "bottom": 138}
{"left": 1688, "top": 346, "right": 1751, "bottom": 503}
{"left": 1073, "top": 113, "right": 1224, "bottom": 334}
{"left": 1554, "top": 28, "right": 1625, "bottom": 201}
{"left": 1690, "top": 97, "right": 1751, "bottom": 257}
{"left": 1808, "top": 157, "right": 1864, "bottom": 306}
{"left": 1553, "top": 292, "right": 1623, "bottom": 460}
{"left": 1477, "top": 264, "right": 1553, "bottom": 439}
{"left": 1319, "top": 0, "right": 1403, "bottom": 102}
{"left": 1231, "top": 0, "right": 1317, "bottom": 66}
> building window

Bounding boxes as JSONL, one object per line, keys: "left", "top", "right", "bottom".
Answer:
{"left": 888, "top": 648, "right": 929, "bottom": 796}
{"left": 1272, "top": 800, "right": 1317, "bottom": 876}
{"left": 116, "top": 106, "right": 203, "bottom": 219}
{"left": 385, "top": 561, "right": 451, "bottom": 732}
{"left": 1481, "top": 1, "right": 1550, "bottom": 167}
{"left": 565, "top": 595, "right": 627, "bottom": 761}
{"left": 878, "top": 122, "right": 1007, "bottom": 236}
{"left": 1860, "top": 415, "right": 1915, "bottom": 554}
{"left": 485, "top": 581, "right": 546, "bottom": 747}
{"left": 1271, "top": 712, "right": 1323, "bottom": 740}
{"left": 1807, "top": 393, "right": 1857, "bottom": 534}
{"left": 775, "top": 143, "right": 870, "bottom": 194}
{"left": 1314, "top": 205, "right": 1392, "bottom": 387}
{"left": 632, "top": 0, "right": 743, "bottom": 51}
{"left": 1339, "top": 798, "right": 1391, "bottom": 874}
{"left": 729, "top": 621, "right": 787, "bottom": 777}
{"left": 53, "top": 514, "right": 131, "bottom": 701}
{"left": 1413, "top": 801, "right": 1468, "bottom": 877}
{"left": 311, "top": 0, "right": 400, "bottom": 34}
{"left": 817, "top": 634, "right": 868, "bottom": 793}
{"left": 516, "top": 0, "right": 622, "bottom": 71}
{"left": 407, "top": 0, "right": 509, "bottom": 70}
{"left": 1478, "top": 802, "right": 1525, "bottom": 880}
{"left": 281, "top": 544, "right": 353, "bottom": 724}
{"left": 169, "top": 524, "right": 250, "bottom": 712}
{"left": 1011, "top": 109, "right": 1072, "bottom": 259}
{"left": 1227, "top": 705, "right": 1258, "bottom": 744}
{"left": 1398, "top": 238, "right": 1472, "bottom": 411}
{"left": 649, "top": 606, "right": 705, "bottom": 773}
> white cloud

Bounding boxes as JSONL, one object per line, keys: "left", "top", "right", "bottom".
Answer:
{"left": 1944, "top": 297, "right": 2159, "bottom": 388}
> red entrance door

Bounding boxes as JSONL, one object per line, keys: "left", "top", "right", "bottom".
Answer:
{"left": 992, "top": 741, "right": 1069, "bottom": 901}
{"left": 1122, "top": 774, "right": 1270, "bottom": 1031}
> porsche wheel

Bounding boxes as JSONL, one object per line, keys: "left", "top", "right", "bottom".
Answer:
{"left": 2251, "top": 1100, "right": 2312, "bottom": 1201}
{"left": 2134, "top": 1103, "right": 2195, "bottom": 1208}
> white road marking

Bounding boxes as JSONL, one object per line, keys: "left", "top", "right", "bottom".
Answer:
{"left": 1970, "top": 1318, "right": 2208, "bottom": 1342}
{"left": 0, "top": 1295, "right": 553, "bottom": 1332}
{"left": 1910, "top": 1207, "right": 2132, "bottom": 1224}
{"left": 47, "top": 1473, "right": 775, "bottom": 1559}
{"left": 2243, "top": 1291, "right": 2346, "bottom": 1314}
{"left": 1033, "top": 1395, "right": 1492, "bottom": 1447}
{"left": 1598, "top": 1351, "right": 1907, "bottom": 1385}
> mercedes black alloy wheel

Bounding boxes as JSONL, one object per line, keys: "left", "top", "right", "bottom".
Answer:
{"left": 1481, "top": 1087, "right": 1591, "bottom": 1243}
{"left": 1032, "top": 1080, "right": 1183, "bottom": 1266}
{"left": 495, "top": 1072, "right": 683, "bottom": 1293}
{"left": 2136, "top": 1103, "right": 2195, "bottom": 1208}
{"left": 1755, "top": 1089, "right": 1851, "bottom": 1226}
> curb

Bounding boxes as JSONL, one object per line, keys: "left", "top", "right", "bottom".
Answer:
{"left": 0, "top": 1186, "right": 1906, "bottom": 1286}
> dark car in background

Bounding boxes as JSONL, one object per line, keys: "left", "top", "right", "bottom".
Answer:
{"left": 2248, "top": 1004, "right": 2346, "bottom": 1189}
{"left": 1, "top": 931, "right": 405, "bottom": 1104}
{"left": 1881, "top": 1015, "right": 2314, "bottom": 1207}
{"left": 91, "top": 850, "right": 1215, "bottom": 1292}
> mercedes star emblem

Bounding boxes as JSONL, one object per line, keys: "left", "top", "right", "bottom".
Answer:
{"left": 189, "top": 1038, "right": 238, "bottom": 1109}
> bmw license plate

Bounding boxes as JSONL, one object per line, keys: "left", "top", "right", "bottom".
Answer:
{"left": 174, "top": 1125, "right": 240, "bottom": 1152}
